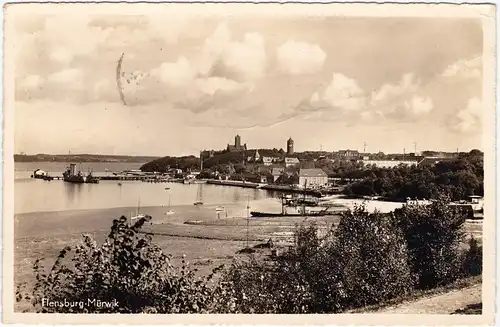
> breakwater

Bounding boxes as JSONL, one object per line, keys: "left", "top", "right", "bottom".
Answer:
{"left": 206, "top": 179, "right": 323, "bottom": 197}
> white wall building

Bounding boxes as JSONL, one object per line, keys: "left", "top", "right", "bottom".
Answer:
{"left": 362, "top": 160, "right": 418, "bottom": 168}
{"left": 298, "top": 168, "right": 328, "bottom": 187}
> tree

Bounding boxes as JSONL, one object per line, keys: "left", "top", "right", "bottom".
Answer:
{"left": 392, "top": 196, "right": 466, "bottom": 289}
{"left": 330, "top": 205, "right": 414, "bottom": 309}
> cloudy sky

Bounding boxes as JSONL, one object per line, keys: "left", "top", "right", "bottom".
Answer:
{"left": 10, "top": 5, "right": 485, "bottom": 156}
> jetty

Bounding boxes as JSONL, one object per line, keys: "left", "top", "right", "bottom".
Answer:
{"left": 206, "top": 179, "right": 324, "bottom": 197}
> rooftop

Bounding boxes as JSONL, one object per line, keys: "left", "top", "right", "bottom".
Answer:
{"left": 298, "top": 168, "right": 327, "bottom": 177}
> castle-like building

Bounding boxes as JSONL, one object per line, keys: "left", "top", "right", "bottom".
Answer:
{"left": 287, "top": 137, "right": 294, "bottom": 155}
{"left": 227, "top": 135, "right": 247, "bottom": 152}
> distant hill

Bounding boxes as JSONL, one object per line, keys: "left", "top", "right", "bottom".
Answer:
{"left": 140, "top": 156, "right": 200, "bottom": 172}
{"left": 14, "top": 154, "right": 160, "bottom": 163}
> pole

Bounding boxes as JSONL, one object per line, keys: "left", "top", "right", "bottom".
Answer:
{"left": 303, "top": 179, "right": 307, "bottom": 216}
{"left": 246, "top": 196, "right": 250, "bottom": 249}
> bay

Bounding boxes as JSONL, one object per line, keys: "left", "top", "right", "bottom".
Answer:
{"left": 14, "top": 162, "right": 280, "bottom": 214}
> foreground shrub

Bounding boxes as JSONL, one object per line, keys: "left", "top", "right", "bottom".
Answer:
{"left": 219, "top": 205, "right": 414, "bottom": 313}
{"left": 461, "top": 236, "right": 483, "bottom": 277}
{"left": 16, "top": 216, "right": 221, "bottom": 313}
{"left": 393, "top": 196, "right": 466, "bottom": 289}
{"left": 330, "top": 205, "right": 414, "bottom": 309}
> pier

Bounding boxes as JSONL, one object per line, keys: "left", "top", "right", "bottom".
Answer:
{"left": 34, "top": 175, "right": 173, "bottom": 183}
{"left": 206, "top": 179, "right": 325, "bottom": 197}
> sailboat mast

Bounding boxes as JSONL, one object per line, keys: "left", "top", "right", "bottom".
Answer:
{"left": 246, "top": 196, "right": 250, "bottom": 249}
{"left": 303, "top": 179, "right": 307, "bottom": 216}
{"left": 137, "top": 198, "right": 141, "bottom": 216}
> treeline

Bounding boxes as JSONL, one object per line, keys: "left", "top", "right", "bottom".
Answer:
{"left": 17, "top": 197, "right": 482, "bottom": 313}
{"left": 344, "top": 151, "right": 483, "bottom": 201}
{"left": 140, "top": 156, "right": 200, "bottom": 172}
{"left": 15, "top": 154, "right": 160, "bottom": 163}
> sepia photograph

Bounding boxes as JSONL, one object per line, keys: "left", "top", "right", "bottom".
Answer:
{"left": 2, "top": 2, "right": 496, "bottom": 325}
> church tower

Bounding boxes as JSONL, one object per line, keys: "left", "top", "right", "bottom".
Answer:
{"left": 235, "top": 135, "right": 241, "bottom": 149}
{"left": 287, "top": 137, "right": 294, "bottom": 155}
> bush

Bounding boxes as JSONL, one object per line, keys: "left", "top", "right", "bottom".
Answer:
{"left": 330, "top": 205, "right": 414, "bottom": 309}
{"left": 215, "top": 224, "right": 326, "bottom": 313}
{"left": 16, "top": 216, "right": 221, "bottom": 313}
{"left": 461, "top": 236, "right": 483, "bottom": 277}
{"left": 393, "top": 196, "right": 466, "bottom": 289}
{"left": 219, "top": 205, "right": 414, "bottom": 313}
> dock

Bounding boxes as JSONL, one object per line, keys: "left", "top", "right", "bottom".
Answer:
{"left": 35, "top": 175, "right": 173, "bottom": 183}
{"left": 206, "top": 179, "right": 324, "bottom": 197}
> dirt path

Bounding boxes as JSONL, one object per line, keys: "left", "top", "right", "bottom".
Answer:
{"left": 378, "top": 284, "right": 482, "bottom": 314}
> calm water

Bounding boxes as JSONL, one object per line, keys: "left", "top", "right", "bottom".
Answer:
{"left": 15, "top": 162, "right": 279, "bottom": 214}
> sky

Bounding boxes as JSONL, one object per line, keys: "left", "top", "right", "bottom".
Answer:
{"left": 10, "top": 6, "right": 485, "bottom": 156}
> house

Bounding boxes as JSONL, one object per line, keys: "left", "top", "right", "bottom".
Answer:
{"left": 271, "top": 167, "right": 285, "bottom": 182}
{"left": 247, "top": 150, "right": 261, "bottom": 162}
{"left": 262, "top": 157, "right": 274, "bottom": 166}
{"left": 298, "top": 168, "right": 328, "bottom": 187}
{"left": 284, "top": 157, "right": 300, "bottom": 167}
{"left": 336, "top": 149, "right": 360, "bottom": 159}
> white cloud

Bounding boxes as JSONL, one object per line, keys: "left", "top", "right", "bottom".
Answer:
{"left": 43, "top": 15, "right": 111, "bottom": 58}
{"left": 153, "top": 56, "right": 197, "bottom": 87}
{"left": 370, "top": 73, "right": 419, "bottom": 105}
{"left": 224, "top": 32, "right": 267, "bottom": 79}
{"left": 21, "top": 75, "right": 44, "bottom": 90}
{"left": 441, "top": 57, "right": 481, "bottom": 79}
{"left": 198, "top": 23, "right": 267, "bottom": 80}
{"left": 195, "top": 77, "right": 247, "bottom": 95}
{"left": 49, "top": 46, "right": 73, "bottom": 64}
{"left": 47, "top": 68, "right": 82, "bottom": 84}
{"left": 277, "top": 40, "right": 327, "bottom": 74}
{"left": 147, "top": 16, "right": 190, "bottom": 44}
{"left": 404, "top": 96, "right": 433, "bottom": 115}
{"left": 311, "top": 73, "right": 366, "bottom": 111}
{"left": 452, "top": 97, "right": 482, "bottom": 133}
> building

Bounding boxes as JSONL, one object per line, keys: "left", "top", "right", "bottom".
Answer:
{"left": 417, "top": 156, "right": 457, "bottom": 167}
{"left": 362, "top": 160, "right": 418, "bottom": 168}
{"left": 271, "top": 167, "right": 285, "bottom": 182}
{"left": 287, "top": 137, "right": 294, "bottom": 155}
{"left": 284, "top": 157, "right": 300, "bottom": 167}
{"left": 262, "top": 157, "right": 274, "bottom": 166}
{"left": 227, "top": 135, "right": 247, "bottom": 152}
{"left": 336, "top": 149, "right": 360, "bottom": 159}
{"left": 298, "top": 168, "right": 328, "bottom": 187}
{"left": 247, "top": 150, "right": 261, "bottom": 162}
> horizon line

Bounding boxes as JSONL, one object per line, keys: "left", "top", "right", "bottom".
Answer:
{"left": 14, "top": 147, "right": 483, "bottom": 158}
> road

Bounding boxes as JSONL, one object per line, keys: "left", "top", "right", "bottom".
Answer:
{"left": 378, "top": 284, "right": 482, "bottom": 314}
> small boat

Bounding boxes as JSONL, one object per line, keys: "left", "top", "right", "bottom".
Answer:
{"left": 165, "top": 193, "right": 175, "bottom": 215}
{"left": 130, "top": 199, "right": 149, "bottom": 222}
{"left": 193, "top": 183, "right": 203, "bottom": 206}
{"left": 165, "top": 187, "right": 170, "bottom": 190}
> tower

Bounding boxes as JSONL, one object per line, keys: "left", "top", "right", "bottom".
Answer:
{"left": 235, "top": 135, "right": 241, "bottom": 149}
{"left": 287, "top": 137, "right": 294, "bottom": 155}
